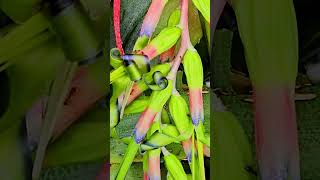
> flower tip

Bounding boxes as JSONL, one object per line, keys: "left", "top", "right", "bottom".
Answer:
{"left": 133, "top": 128, "right": 146, "bottom": 144}
{"left": 191, "top": 114, "right": 201, "bottom": 126}
{"left": 148, "top": 175, "right": 161, "bottom": 180}
{"left": 186, "top": 152, "right": 192, "bottom": 163}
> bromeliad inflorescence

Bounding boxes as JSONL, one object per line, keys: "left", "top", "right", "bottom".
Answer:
{"left": 110, "top": 0, "right": 210, "bottom": 179}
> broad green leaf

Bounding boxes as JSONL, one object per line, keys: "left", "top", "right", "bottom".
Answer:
{"left": 229, "top": 0, "right": 298, "bottom": 87}
{"left": 41, "top": 162, "right": 104, "bottom": 180}
{"left": 212, "top": 111, "right": 255, "bottom": 180}
{"left": 80, "top": 0, "right": 109, "bottom": 39}
{"left": 0, "top": 0, "right": 41, "bottom": 23}
{"left": 0, "top": 39, "right": 65, "bottom": 132}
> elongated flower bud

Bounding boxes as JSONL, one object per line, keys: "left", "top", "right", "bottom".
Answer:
{"left": 143, "top": 153, "right": 149, "bottom": 180}
{"left": 142, "top": 133, "right": 177, "bottom": 151}
{"left": 161, "top": 124, "right": 180, "bottom": 136}
{"left": 148, "top": 148, "right": 161, "bottom": 180}
{"left": 161, "top": 109, "right": 170, "bottom": 124}
{"left": 183, "top": 49, "right": 203, "bottom": 89}
{"left": 133, "top": 35, "right": 149, "bottom": 51}
{"left": 141, "top": 27, "right": 181, "bottom": 60}
{"left": 134, "top": 81, "right": 173, "bottom": 143}
{"left": 116, "top": 82, "right": 172, "bottom": 179}
{"left": 124, "top": 97, "right": 149, "bottom": 114}
{"left": 140, "top": 0, "right": 168, "bottom": 37}
{"left": 169, "top": 92, "right": 190, "bottom": 134}
{"left": 183, "top": 49, "right": 204, "bottom": 125}
{"left": 182, "top": 138, "right": 193, "bottom": 163}
{"left": 162, "top": 147, "right": 188, "bottom": 180}
{"left": 147, "top": 112, "right": 162, "bottom": 138}
{"left": 167, "top": 9, "right": 181, "bottom": 27}
{"left": 142, "top": 125, "right": 180, "bottom": 150}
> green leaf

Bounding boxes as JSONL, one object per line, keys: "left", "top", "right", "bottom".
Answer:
{"left": 111, "top": 163, "right": 144, "bottom": 180}
{"left": 0, "top": 0, "right": 41, "bottom": 23}
{"left": 41, "top": 162, "right": 103, "bottom": 180}
{"left": 0, "top": 122, "right": 26, "bottom": 180}
{"left": 212, "top": 111, "right": 255, "bottom": 180}
{"left": 0, "top": 39, "right": 65, "bottom": 132}
{"left": 44, "top": 108, "right": 107, "bottom": 167}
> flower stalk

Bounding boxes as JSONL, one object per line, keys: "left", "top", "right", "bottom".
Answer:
{"left": 229, "top": 0, "right": 300, "bottom": 179}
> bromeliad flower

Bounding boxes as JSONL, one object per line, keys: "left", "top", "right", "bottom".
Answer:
{"left": 111, "top": 0, "right": 210, "bottom": 179}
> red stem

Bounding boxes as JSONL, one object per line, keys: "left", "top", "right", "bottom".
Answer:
{"left": 113, "top": 0, "right": 125, "bottom": 55}
{"left": 167, "top": 0, "right": 191, "bottom": 86}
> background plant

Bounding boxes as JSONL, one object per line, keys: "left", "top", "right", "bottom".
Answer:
{"left": 0, "top": 0, "right": 109, "bottom": 179}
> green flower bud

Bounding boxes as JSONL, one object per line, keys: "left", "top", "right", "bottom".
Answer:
{"left": 143, "top": 152, "right": 148, "bottom": 176}
{"left": 147, "top": 112, "right": 162, "bottom": 138}
{"left": 133, "top": 35, "right": 149, "bottom": 51}
{"left": 168, "top": 9, "right": 181, "bottom": 27}
{"left": 124, "top": 96, "right": 149, "bottom": 114}
{"left": 183, "top": 49, "right": 203, "bottom": 89}
{"left": 162, "top": 147, "right": 188, "bottom": 180}
{"left": 169, "top": 93, "right": 190, "bottom": 134}
{"left": 142, "top": 27, "right": 181, "bottom": 59}
{"left": 161, "top": 124, "right": 180, "bottom": 137}
{"left": 142, "top": 132, "right": 178, "bottom": 151}
{"left": 161, "top": 109, "right": 171, "bottom": 124}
